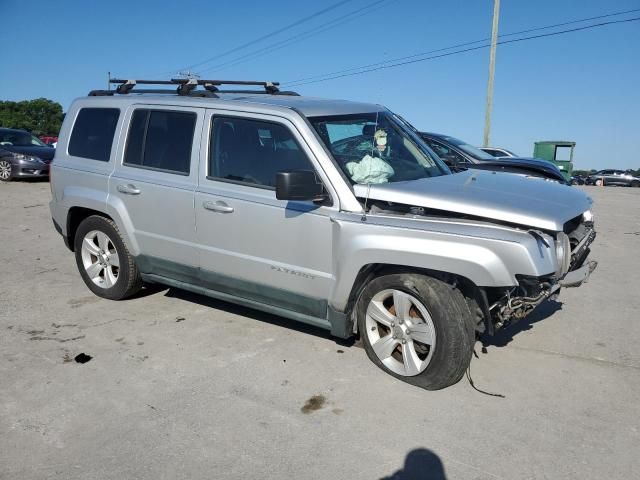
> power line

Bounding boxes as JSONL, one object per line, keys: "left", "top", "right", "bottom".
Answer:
{"left": 284, "top": 16, "right": 640, "bottom": 88}
{"left": 285, "top": 7, "right": 640, "bottom": 86}
{"left": 198, "top": 0, "right": 393, "bottom": 75}
{"left": 157, "top": 0, "right": 356, "bottom": 76}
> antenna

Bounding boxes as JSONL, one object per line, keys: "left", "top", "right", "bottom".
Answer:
{"left": 176, "top": 70, "right": 201, "bottom": 79}
{"left": 361, "top": 183, "right": 371, "bottom": 222}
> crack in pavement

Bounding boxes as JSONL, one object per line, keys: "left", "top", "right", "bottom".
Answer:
{"left": 508, "top": 345, "right": 639, "bottom": 370}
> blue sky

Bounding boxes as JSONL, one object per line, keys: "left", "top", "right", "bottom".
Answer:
{"left": 1, "top": 0, "right": 639, "bottom": 169}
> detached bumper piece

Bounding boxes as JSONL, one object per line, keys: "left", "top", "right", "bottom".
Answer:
{"left": 560, "top": 260, "right": 597, "bottom": 288}
{"left": 569, "top": 228, "right": 596, "bottom": 272}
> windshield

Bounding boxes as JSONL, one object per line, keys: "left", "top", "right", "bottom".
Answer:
{"left": 439, "top": 135, "right": 496, "bottom": 161}
{"left": 0, "top": 130, "right": 47, "bottom": 147}
{"left": 309, "top": 112, "right": 450, "bottom": 184}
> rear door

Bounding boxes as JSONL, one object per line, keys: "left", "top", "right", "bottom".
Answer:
{"left": 193, "top": 110, "right": 336, "bottom": 320}
{"left": 109, "top": 105, "right": 204, "bottom": 275}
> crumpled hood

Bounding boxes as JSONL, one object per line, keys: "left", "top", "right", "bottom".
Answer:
{"left": 353, "top": 170, "right": 592, "bottom": 231}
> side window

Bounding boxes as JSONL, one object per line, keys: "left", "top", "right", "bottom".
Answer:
{"left": 483, "top": 149, "right": 501, "bottom": 157}
{"left": 209, "top": 117, "right": 313, "bottom": 188}
{"left": 554, "top": 146, "right": 572, "bottom": 161}
{"left": 124, "top": 109, "right": 196, "bottom": 175}
{"left": 424, "top": 139, "right": 466, "bottom": 165}
{"left": 68, "top": 108, "right": 120, "bottom": 161}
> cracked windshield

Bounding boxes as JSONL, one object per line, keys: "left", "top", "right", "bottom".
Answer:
{"left": 310, "top": 112, "right": 449, "bottom": 184}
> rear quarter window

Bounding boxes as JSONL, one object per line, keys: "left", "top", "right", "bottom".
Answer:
{"left": 68, "top": 108, "right": 120, "bottom": 162}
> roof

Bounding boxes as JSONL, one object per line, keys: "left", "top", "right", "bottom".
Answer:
{"left": 219, "top": 94, "right": 383, "bottom": 117}
{"left": 80, "top": 92, "right": 383, "bottom": 117}
{"left": 534, "top": 141, "right": 576, "bottom": 146}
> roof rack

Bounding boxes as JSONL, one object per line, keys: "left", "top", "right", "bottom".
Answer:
{"left": 89, "top": 78, "right": 299, "bottom": 97}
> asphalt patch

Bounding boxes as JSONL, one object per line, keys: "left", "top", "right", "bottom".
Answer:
{"left": 74, "top": 353, "right": 92, "bottom": 364}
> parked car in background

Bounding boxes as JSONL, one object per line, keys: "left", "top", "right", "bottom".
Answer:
{"left": 0, "top": 128, "right": 54, "bottom": 181}
{"left": 585, "top": 170, "right": 640, "bottom": 187}
{"left": 570, "top": 175, "right": 586, "bottom": 186}
{"left": 479, "top": 146, "right": 517, "bottom": 158}
{"left": 419, "top": 132, "right": 568, "bottom": 184}
{"left": 40, "top": 135, "right": 59, "bottom": 146}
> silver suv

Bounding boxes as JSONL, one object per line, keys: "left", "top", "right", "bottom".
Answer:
{"left": 50, "top": 79, "right": 597, "bottom": 390}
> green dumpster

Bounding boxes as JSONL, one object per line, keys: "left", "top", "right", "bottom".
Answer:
{"left": 533, "top": 141, "right": 575, "bottom": 181}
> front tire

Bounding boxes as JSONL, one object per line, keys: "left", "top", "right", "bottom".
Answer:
{"left": 74, "top": 215, "right": 142, "bottom": 300}
{"left": 0, "top": 160, "right": 13, "bottom": 182}
{"left": 357, "top": 273, "right": 475, "bottom": 390}
{"left": 595, "top": 179, "right": 604, "bottom": 187}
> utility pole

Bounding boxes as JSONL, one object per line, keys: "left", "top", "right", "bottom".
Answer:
{"left": 108, "top": 71, "right": 111, "bottom": 91}
{"left": 483, "top": 0, "right": 501, "bottom": 147}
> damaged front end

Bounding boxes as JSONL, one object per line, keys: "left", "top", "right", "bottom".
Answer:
{"left": 480, "top": 212, "right": 597, "bottom": 335}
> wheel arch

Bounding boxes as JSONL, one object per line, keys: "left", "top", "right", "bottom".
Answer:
{"left": 342, "top": 263, "right": 483, "bottom": 335}
{"left": 66, "top": 207, "right": 114, "bottom": 251}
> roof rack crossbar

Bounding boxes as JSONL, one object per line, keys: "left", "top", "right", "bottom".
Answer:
{"left": 91, "top": 79, "right": 297, "bottom": 97}
{"left": 89, "top": 89, "right": 219, "bottom": 97}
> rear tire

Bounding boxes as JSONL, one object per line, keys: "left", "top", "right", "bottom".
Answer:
{"left": 74, "top": 215, "right": 142, "bottom": 300}
{"left": 356, "top": 273, "right": 475, "bottom": 390}
{"left": 631, "top": 180, "right": 640, "bottom": 188}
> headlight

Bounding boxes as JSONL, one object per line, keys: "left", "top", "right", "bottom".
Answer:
{"left": 555, "top": 232, "right": 571, "bottom": 277}
{"left": 15, "top": 154, "right": 42, "bottom": 164}
{"left": 583, "top": 210, "right": 594, "bottom": 223}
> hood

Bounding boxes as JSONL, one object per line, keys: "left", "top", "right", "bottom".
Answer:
{"left": 353, "top": 169, "right": 592, "bottom": 231}
{"left": 1, "top": 145, "right": 55, "bottom": 162}
{"left": 473, "top": 157, "right": 566, "bottom": 182}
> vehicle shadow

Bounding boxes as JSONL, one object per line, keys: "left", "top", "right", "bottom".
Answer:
{"left": 19, "top": 177, "right": 50, "bottom": 183}
{"left": 162, "top": 287, "right": 355, "bottom": 345}
{"left": 481, "top": 299, "right": 563, "bottom": 349}
{"left": 127, "top": 282, "right": 169, "bottom": 299}
{"left": 381, "top": 448, "right": 447, "bottom": 480}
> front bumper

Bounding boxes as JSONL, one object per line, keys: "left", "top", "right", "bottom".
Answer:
{"left": 485, "top": 227, "right": 597, "bottom": 331}
{"left": 13, "top": 162, "right": 50, "bottom": 178}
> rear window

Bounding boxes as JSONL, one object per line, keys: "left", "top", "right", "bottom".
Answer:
{"left": 68, "top": 108, "right": 120, "bottom": 161}
{"left": 124, "top": 109, "right": 196, "bottom": 175}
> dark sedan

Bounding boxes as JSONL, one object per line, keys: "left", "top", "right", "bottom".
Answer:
{"left": 585, "top": 169, "right": 640, "bottom": 187}
{"left": 419, "top": 132, "right": 568, "bottom": 184}
{"left": 0, "top": 128, "right": 55, "bottom": 181}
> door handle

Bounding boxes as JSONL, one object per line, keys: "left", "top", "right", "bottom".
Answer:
{"left": 203, "top": 200, "right": 234, "bottom": 213}
{"left": 117, "top": 183, "right": 141, "bottom": 195}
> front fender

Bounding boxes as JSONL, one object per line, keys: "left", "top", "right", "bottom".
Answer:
{"left": 329, "top": 214, "right": 557, "bottom": 311}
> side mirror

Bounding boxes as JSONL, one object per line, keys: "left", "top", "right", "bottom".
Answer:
{"left": 275, "top": 170, "right": 327, "bottom": 202}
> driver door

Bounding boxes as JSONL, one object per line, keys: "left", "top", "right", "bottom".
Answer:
{"left": 194, "top": 111, "right": 336, "bottom": 320}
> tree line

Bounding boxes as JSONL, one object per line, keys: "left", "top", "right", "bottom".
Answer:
{"left": 0, "top": 98, "right": 64, "bottom": 136}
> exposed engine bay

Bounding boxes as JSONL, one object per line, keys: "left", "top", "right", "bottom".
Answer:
{"left": 362, "top": 199, "right": 597, "bottom": 335}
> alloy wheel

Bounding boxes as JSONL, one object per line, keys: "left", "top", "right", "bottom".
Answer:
{"left": 0, "top": 160, "right": 11, "bottom": 180}
{"left": 80, "top": 230, "right": 120, "bottom": 288}
{"left": 365, "top": 289, "right": 436, "bottom": 376}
